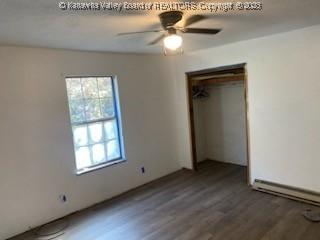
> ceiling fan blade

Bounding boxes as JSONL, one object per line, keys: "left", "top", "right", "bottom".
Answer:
{"left": 184, "top": 15, "right": 207, "bottom": 27}
{"left": 118, "top": 30, "right": 163, "bottom": 36}
{"left": 182, "top": 28, "right": 221, "bottom": 34}
{"left": 148, "top": 34, "right": 166, "bottom": 45}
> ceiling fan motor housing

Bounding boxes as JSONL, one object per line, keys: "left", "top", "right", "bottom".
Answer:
{"left": 159, "top": 11, "right": 183, "bottom": 29}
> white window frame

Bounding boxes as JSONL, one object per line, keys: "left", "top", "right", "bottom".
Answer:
{"left": 65, "top": 76, "right": 126, "bottom": 175}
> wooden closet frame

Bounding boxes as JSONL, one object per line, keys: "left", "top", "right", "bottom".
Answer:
{"left": 186, "top": 63, "right": 251, "bottom": 185}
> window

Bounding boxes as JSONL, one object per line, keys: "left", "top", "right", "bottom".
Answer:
{"left": 66, "top": 76, "right": 124, "bottom": 174}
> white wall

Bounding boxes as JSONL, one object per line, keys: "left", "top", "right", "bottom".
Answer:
{"left": 0, "top": 46, "right": 180, "bottom": 240}
{"left": 193, "top": 84, "right": 247, "bottom": 166}
{"left": 169, "top": 24, "right": 320, "bottom": 192}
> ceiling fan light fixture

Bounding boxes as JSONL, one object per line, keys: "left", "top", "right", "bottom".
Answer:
{"left": 163, "top": 34, "right": 182, "bottom": 51}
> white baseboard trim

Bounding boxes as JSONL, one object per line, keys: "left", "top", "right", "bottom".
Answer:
{"left": 253, "top": 179, "right": 320, "bottom": 206}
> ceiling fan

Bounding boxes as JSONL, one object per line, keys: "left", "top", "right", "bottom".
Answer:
{"left": 118, "top": 11, "right": 221, "bottom": 51}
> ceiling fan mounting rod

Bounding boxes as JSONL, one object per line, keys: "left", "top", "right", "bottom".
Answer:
{"left": 167, "top": 28, "right": 177, "bottom": 35}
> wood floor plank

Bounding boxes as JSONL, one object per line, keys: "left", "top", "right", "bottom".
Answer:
{"left": 9, "top": 160, "right": 320, "bottom": 240}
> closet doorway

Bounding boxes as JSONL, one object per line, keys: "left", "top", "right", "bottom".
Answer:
{"left": 186, "top": 63, "right": 251, "bottom": 184}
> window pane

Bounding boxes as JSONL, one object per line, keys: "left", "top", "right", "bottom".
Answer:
{"left": 97, "top": 77, "right": 113, "bottom": 98}
{"left": 85, "top": 99, "right": 102, "bottom": 120}
{"left": 66, "top": 78, "right": 82, "bottom": 99}
{"left": 69, "top": 100, "right": 86, "bottom": 123}
{"left": 75, "top": 147, "right": 91, "bottom": 169}
{"left": 106, "top": 140, "right": 120, "bottom": 160}
{"left": 73, "top": 125, "right": 88, "bottom": 147}
{"left": 66, "top": 76, "right": 124, "bottom": 171}
{"left": 100, "top": 98, "right": 114, "bottom": 118}
{"left": 91, "top": 144, "right": 105, "bottom": 164}
{"left": 82, "top": 78, "right": 99, "bottom": 98}
{"left": 104, "top": 120, "right": 117, "bottom": 140}
{"left": 88, "top": 122, "right": 103, "bottom": 143}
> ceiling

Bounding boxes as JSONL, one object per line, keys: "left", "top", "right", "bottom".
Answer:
{"left": 0, "top": 0, "right": 320, "bottom": 54}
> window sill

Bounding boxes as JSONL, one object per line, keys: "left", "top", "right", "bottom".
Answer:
{"left": 76, "top": 159, "right": 126, "bottom": 175}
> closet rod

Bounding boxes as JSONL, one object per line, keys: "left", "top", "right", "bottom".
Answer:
{"left": 192, "top": 74, "right": 244, "bottom": 86}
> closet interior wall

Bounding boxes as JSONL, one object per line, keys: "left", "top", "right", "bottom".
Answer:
{"left": 191, "top": 68, "right": 248, "bottom": 166}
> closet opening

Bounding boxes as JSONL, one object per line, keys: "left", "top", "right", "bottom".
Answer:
{"left": 186, "top": 63, "right": 251, "bottom": 184}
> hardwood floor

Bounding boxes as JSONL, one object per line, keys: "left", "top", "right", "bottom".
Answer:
{"left": 10, "top": 160, "right": 320, "bottom": 240}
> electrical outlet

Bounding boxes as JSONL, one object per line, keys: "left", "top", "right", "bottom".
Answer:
{"left": 141, "top": 167, "right": 145, "bottom": 174}
{"left": 59, "top": 194, "right": 67, "bottom": 203}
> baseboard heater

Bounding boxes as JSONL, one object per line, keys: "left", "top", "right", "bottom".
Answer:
{"left": 253, "top": 179, "right": 320, "bottom": 206}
